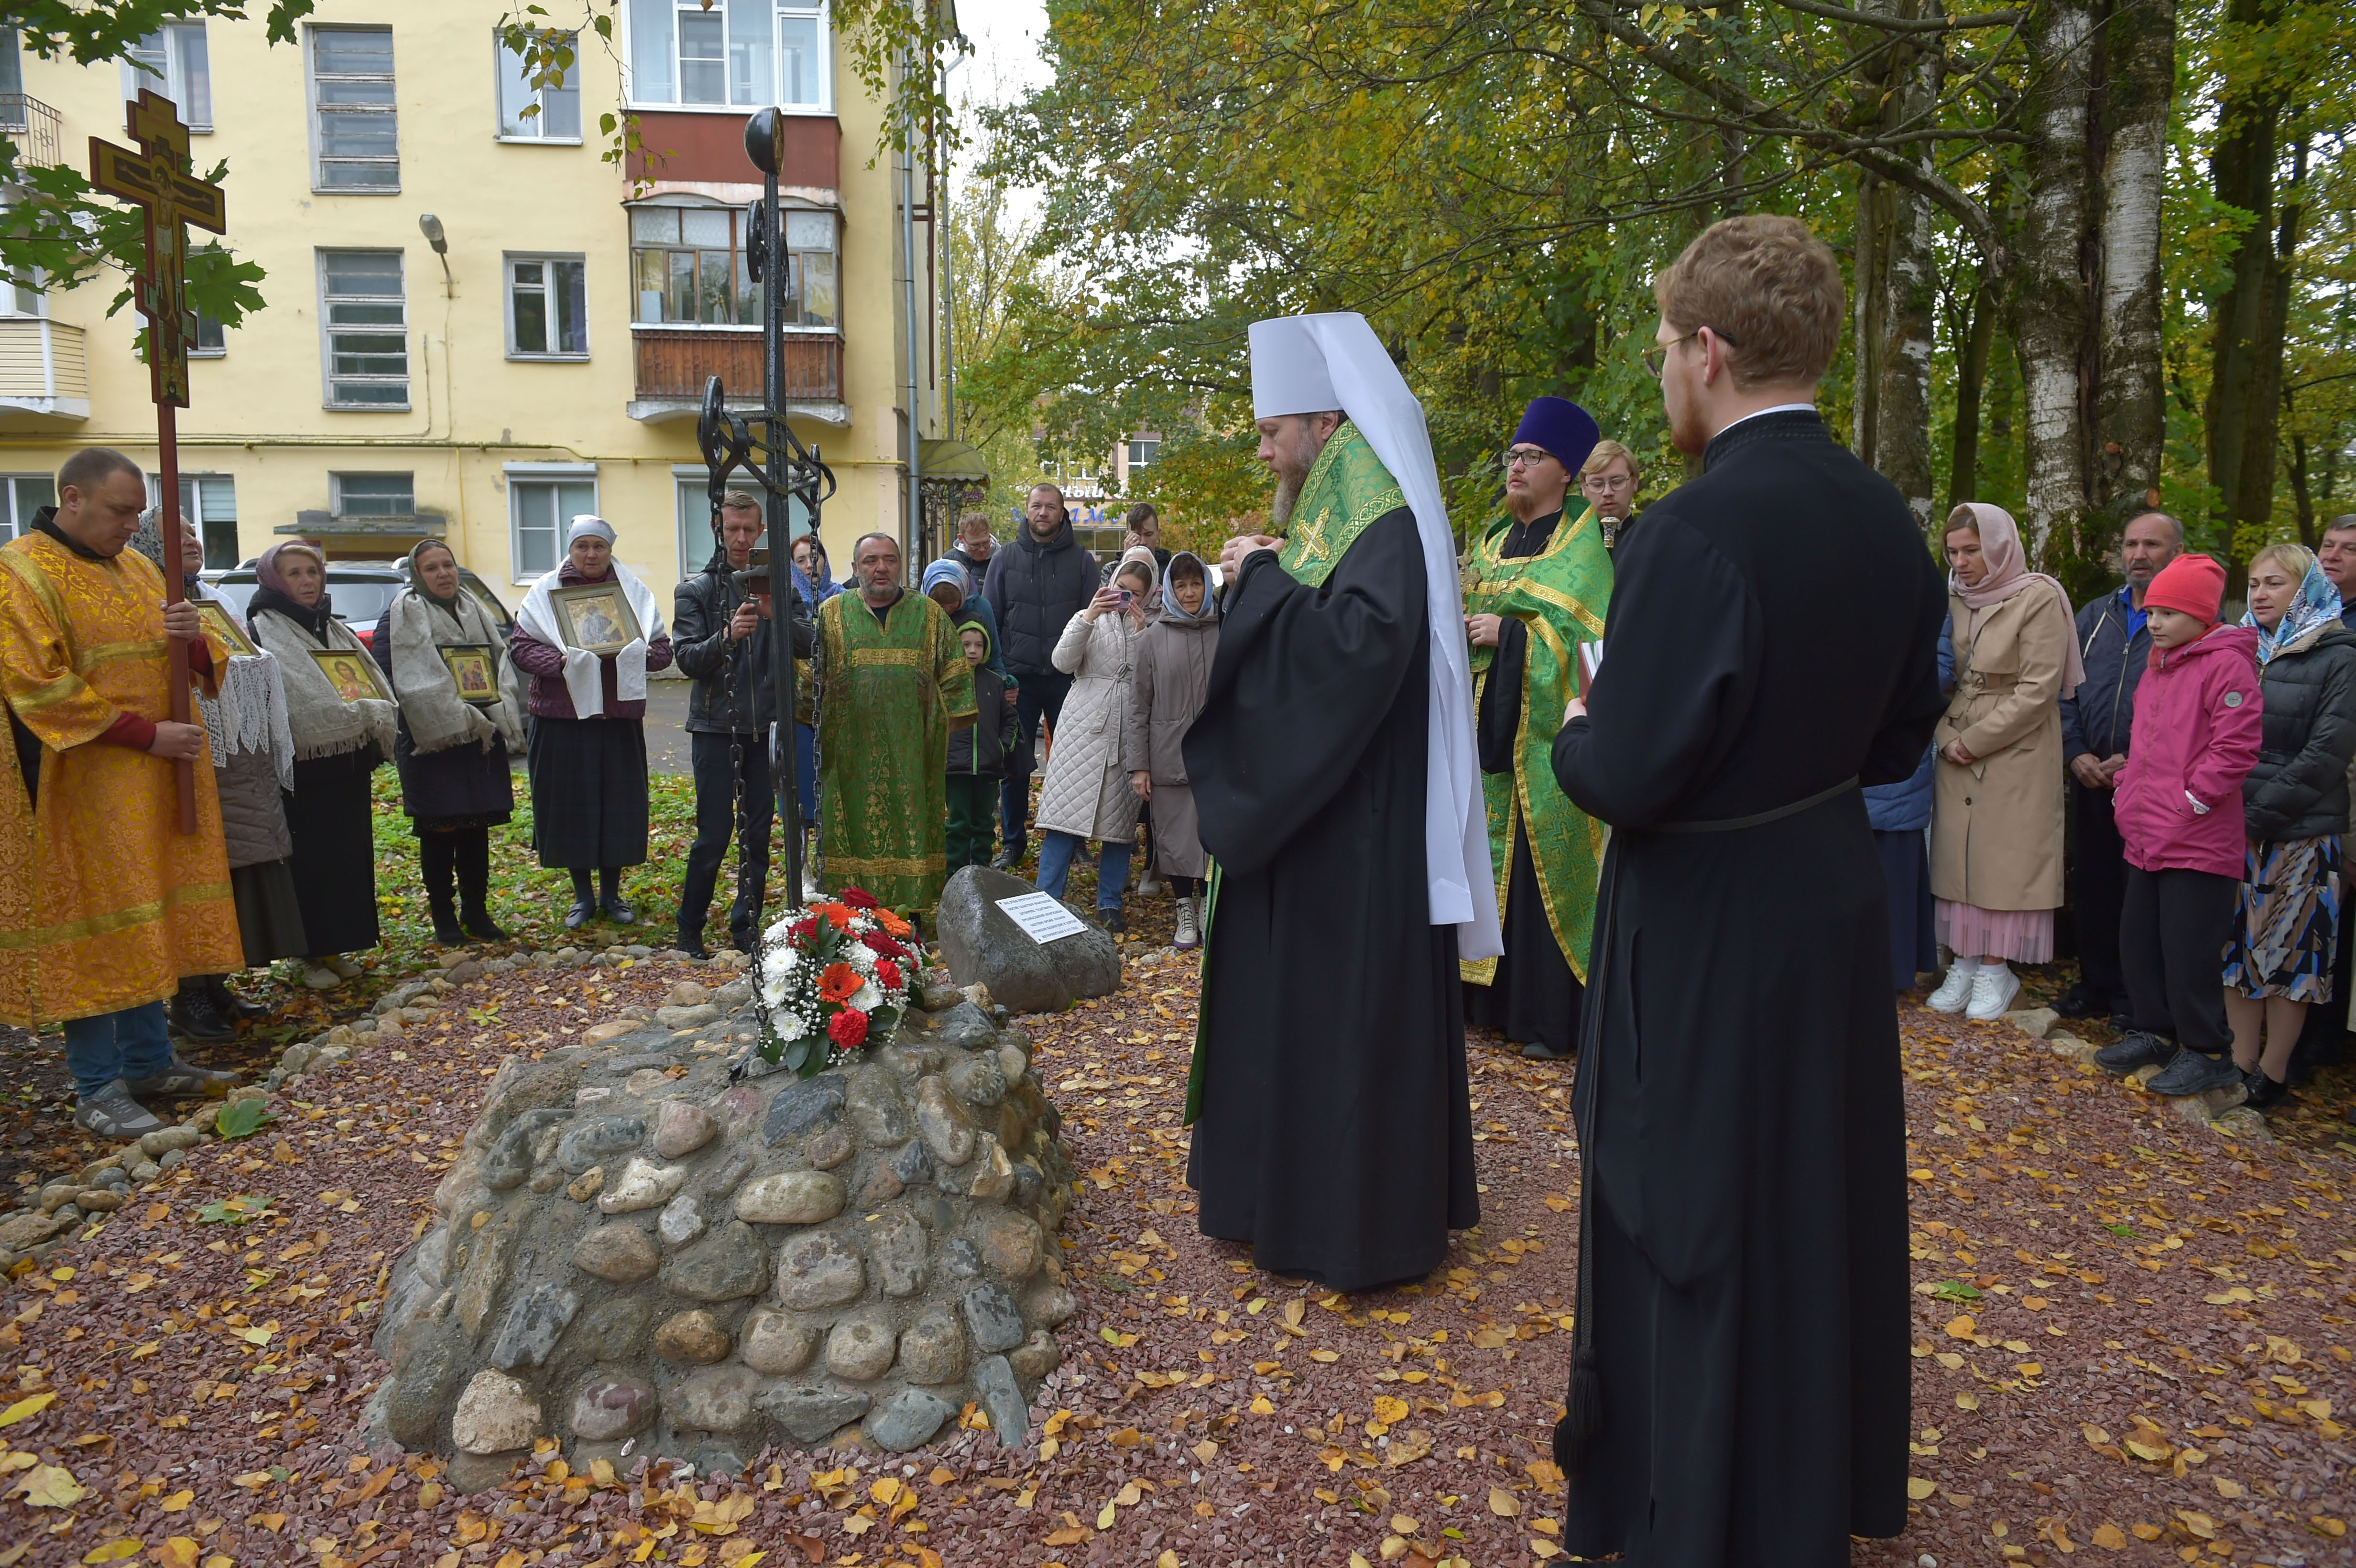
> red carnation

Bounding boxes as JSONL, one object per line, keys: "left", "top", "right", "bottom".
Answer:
{"left": 861, "top": 930, "right": 911, "bottom": 963}
{"left": 839, "top": 887, "right": 880, "bottom": 910}
{"left": 828, "top": 1009, "right": 869, "bottom": 1049}
{"left": 875, "top": 959, "right": 903, "bottom": 992}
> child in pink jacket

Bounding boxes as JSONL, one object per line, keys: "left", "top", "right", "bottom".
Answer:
{"left": 2098, "top": 553, "right": 2264, "bottom": 1095}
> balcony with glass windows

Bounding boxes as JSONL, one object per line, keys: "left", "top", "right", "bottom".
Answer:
{"left": 623, "top": 199, "right": 846, "bottom": 424}
{"left": 0, "top": 317, "right": 88, "bottom": 427}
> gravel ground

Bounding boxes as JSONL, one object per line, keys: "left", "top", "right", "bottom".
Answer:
{"left": 0, "top": 928, "right": 2350, "bottom": 1568}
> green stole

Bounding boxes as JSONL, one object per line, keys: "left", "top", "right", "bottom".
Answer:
{"left": 1185, "top": 420, "right": 1408, "bottom": 1126}
{"left": 1458, "top": 503, "right": 1612, "bottom": 985}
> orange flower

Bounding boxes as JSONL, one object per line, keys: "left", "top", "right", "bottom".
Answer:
{"left": 810, "top": 901, "right": 856, "bottom": 931}
{"left": 876, "top": 909, "right": 913, "bottom": 938}
{"left": 816, "top": 962, "right": 862, "bottom": 1004}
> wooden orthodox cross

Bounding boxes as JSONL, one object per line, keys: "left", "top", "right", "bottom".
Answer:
{"left": 89, "top": 90, "right": 228, "bottom": 833}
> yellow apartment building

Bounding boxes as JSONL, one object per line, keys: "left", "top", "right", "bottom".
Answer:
{"left": 0, "top": 0, "right": 949, "bottom": 598}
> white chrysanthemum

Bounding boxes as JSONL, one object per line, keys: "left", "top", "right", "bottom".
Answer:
{"left": 772, "top": 1010, "right": 809, "bottom": 1041}
{"left": 760, "top": 973, "right": 789, "bottom": 1008}
{"left": 847, "top": 944, "right": 877, "bottom": 975}
{"left": 850, "top": 981, "right": 883, "bottom": 1013}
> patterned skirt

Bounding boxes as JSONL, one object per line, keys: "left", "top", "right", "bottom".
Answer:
{"left": 2224, "top": 834, "right": 2341, "bottom": 1002}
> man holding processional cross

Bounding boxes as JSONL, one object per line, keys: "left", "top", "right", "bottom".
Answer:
{"left": 0, "top": 93, "right": 245, "bottom": 1137}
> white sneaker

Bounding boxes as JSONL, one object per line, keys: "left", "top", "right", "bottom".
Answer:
{"left": 323, "top": 954, "right": 363, "bottom": 979}
{"left": 1926, "top": 959, "right": 1978, "bottom": 1013}
{"left": 1174, "top": 897, "right": 1200, "bottom": 950}
{"left": 1964, "top": 964, "right": 2021, "bottom": 1021}
{"left": 301, "top": 963, "right": 344, "bottom": 991}
{"left": 1138, "top": 874, "right": 1163, "bottom": 897}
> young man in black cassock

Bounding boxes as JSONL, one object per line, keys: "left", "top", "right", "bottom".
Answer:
{"left": 1181, "top": 312, "right": 1501, "bottom": 1293}
{"left": 1548, "top": 216, "right": 1947, "bottom": 1565}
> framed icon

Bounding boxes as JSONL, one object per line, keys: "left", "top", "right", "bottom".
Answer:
{"left": 439, "top": 644, "right": 500, "bottom": 705}
{"left": 196, "top": 599, "right": 258, "bottom": 658}
{"left": 548, "top": 582, "right": 642, "bottom": 655}
{"left": 309, "top": 648, "right": 392, "bottom": 705}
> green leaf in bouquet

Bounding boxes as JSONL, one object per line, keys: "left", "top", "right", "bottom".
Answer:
{"left": 866, "top": 1004, "right": 901, "bottom": 1045}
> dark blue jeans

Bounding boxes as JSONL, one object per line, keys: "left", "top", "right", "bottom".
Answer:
{"left": 999, "top": 670, "right": 1072, "bottom": 854}
{"left": 63, "top": 1001, "right": 173, "bottom": 1097}
{"left": 679, "top": 730, "right": 774, "bottom": 946}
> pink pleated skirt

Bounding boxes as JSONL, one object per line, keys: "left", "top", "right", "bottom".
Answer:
{"left": 1936, "top": 898, "right": 2055, "bottom": 964}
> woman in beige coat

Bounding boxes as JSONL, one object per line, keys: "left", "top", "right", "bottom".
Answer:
{"left": 1928, "top": 502, "right": 2085, "bottom": 1020}
{"left": 1034, "top": 549, "right": 1158, "bottom": 932}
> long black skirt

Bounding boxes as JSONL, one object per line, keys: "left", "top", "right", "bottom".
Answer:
{"left": 232, "top": 858, "right": 309, "bottom": 967}
{"left": 284, "top": 750, "right": 381, "bottom": 958}
{"left": 529, "top": 716, "right": 650, "bottom": 869}
{"left": 1462, "top": 814, "right": 1583, "bottom": 1054}
{"left": 395, "top": 724, "right": 514, "bottom": 832}
{"left": 1875, "top": 827, "right": 1935, "bottom": 991}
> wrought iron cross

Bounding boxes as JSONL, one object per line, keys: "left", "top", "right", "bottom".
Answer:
{"left": 89, "top": 90, "right": 229, "bottom": 832}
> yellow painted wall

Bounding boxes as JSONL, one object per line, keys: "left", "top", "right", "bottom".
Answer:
{"left": 0, "top": 0, "right": 941, "bottom": 599}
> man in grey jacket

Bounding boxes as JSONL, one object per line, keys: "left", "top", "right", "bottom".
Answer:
{"left": 2056, "top": 510, "right": 2181, "bottom": 1022}
{"left": 982, "top": 483, "right": 1101, "bottom": 867}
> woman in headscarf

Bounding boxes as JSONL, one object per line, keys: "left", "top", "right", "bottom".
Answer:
{"left": 374, "top": 538, "right": 526, "bottom": 946}
{"left": 2224, "top": 543, "right": 2356, "bottom": 1107}
{"left": 1927, "top": 502, "right": 2083, "bottom": 1021}
{"left": 510, "top": 515, "right": 673, "bottom": 929}
{"left": 791, "top": 533, "right": 843, "bottom": 604}
{"left": 1124, "top": 550, "right": 1221, "bottom": 948}
{"left": 246, "top": 541, "right": 398, "bottom": 990}
{"left": 1033, "top": 547, "right": 1156, "bottom": 933}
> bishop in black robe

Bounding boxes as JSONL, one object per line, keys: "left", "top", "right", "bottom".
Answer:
{"left": 1183, "top": 478, "right": 1479, "bottom": 1292}
{"left": 1549, "top": 408, "right": 1946, "bottom": 1563}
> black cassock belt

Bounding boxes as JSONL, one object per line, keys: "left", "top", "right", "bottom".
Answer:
{"left": 1648, "top": 775, "right": 1860, "bottom": 834}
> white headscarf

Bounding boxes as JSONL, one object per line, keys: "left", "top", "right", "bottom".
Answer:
{"left": 1249, "top": 312, "right": 1501, "bottom": 960}
{"left": 515, "top": 515, "right": 668, "bottom": 718}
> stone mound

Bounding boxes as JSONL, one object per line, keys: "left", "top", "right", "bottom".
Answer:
{"left": 368, "top": 987, "right": 1079, "bottom": 1490}
{"left": 935, "top": 865, "right": 1123, "bottom": 1013}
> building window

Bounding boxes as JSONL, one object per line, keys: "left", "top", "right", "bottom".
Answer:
{"left": 148, "top": 472, "right": 238, "bottom": 566}
{"left": 121, "top": 23, "right": 212, "bottom": 131}
{"left": 507, "top": 256, "right": 588, "bottom": 358}
{"left": 0, "top": 474, "right": 55, "bottom": 538}
{"left": 509, "top": 469, "right": 597, "bottom": 580}
{"left": 333, "top": 473, "right": 414, "bottom": 517}
{"left": 628, "top": 204, "right": 837, "bottom": 328}
{"left": 626, "top": 0, "right": 830, "bottom": 111}
{"left": 0, "top": 28, "right": 21, "bottom": 102}
{"left": 310, "top": 26, "right": 398, "bottom": 191}
{"left": 188, "top": 311, "right": 226, "bottom": 357}
{"left": 318, "top": 250, "right": 408, "bottom": 407}
{"left": 496, "top": 28, "right": 582, "bottom": 141}
{"left": 674, "top": 469, "right": 805, "bottom": 586}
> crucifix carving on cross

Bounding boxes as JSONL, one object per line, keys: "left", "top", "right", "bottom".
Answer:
{"left": 88, "top": 89, "right": 229, "bottom": 832}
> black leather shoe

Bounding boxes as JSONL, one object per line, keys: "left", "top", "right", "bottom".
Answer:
{"left": 2094, "top": 1030, "right": 2173, "bottom": 1077}
{"left": 2147, "top": 1047, "right": 2242, "bottom": 1097}
{"left": 731, "top": 930, "right": 758, "bottom": 956}
{"left": 1099, "top": 908, "right": 1127, "bottom": 935}
{"left": 205, "top": 977, "right": 269, "bottom": 1022}
{"left": 462, "top": 908, "right": 509, "bottom": 943}
{"left": 2242, "top": 1068, "right": 2291, "bottom": 1109}
{"left": 676, "top": 932, "right": 712, "bottom": 961}
{"left": 601, "top": 897, "right": 638, "bottom": 925}
{"left": 990, "top": 846, "right": 1020, "bottom": 871}
{"left": 2054, "top": 984, "right": 2112, "bottom": 1019}
{"left": 169, "top": 988, "right": 236, "bottom": 1042}
{"left": 565, "top": 898, "right": 594, "bottom": 929}
{"left": 431, "top": 915, "right": 467, "bottom": 946}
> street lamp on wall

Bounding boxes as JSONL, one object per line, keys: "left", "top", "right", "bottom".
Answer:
{"left": 417, "top": 212, "right": 452, "bottom": 292}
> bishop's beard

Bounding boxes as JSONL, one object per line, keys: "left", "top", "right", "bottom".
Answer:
{"left": 1270, "top": 472, "right": 1307, "bottom": 528}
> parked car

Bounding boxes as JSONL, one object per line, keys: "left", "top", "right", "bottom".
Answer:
{"left": 205, "top": 557, "right": 515, "bottom": 650}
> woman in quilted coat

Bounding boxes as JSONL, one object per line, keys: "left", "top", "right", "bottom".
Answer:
{"left": 1034, "top": 548, "right": 1158, "bottom": 932}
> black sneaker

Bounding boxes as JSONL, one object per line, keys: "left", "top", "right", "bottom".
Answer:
{"left": 1099, "top": 908, "right": 1127, "bottom": 936}
{"left": 2094, "top": 1030, "right": 2173, "bottom": 1077}
{"left": 2242, "top": 1068, "right": 2291, "bottom": 1109}
{"left": 991, "top": 846, "right": 1021, "bottom": 871}
{"left": 2147, "top": 1047, "right": 2242, "bottom": 1097}
{"left": 206, "top": 978, "right": 269, "bottom": 1022}
{"left": 676, "top": 932, "right": 712, "bottom": 961}
{"left": 168, "top": 987, "right": 236, "bottom": 1042}
{"left": 2054, "top": 984, "right": 2113, "bottom": 1020}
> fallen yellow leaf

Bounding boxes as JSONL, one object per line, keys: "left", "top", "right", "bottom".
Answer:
{"left": 1096, "top": 1500, "right": 1117, "bottom": 1529}
{"left": 2090, "top": 1522, "right": 2128, "bottom": 1550}
{"left": 1157, "top": 1554, "right": 1180, "bottom": 1568}
{"left": 1943, "top": 1315, "right": 1976, "bottom": 1340}
{"left": 1309, "top": 1350, "right": 1340, "bottom": 1363}
{"left": 1190, "top": 1439, "right": 1218, "bottom": 1464}
{"left": 1906, "top": 1478, "right": 1936, "bottom": 1501}
{"left": 1488, "top": 1486, "right": 1521, "bottom": 1517}
{"left": 1374, "top": 1396, "right": 1409, "bottom": 1425}
{"left": 159, "top": 1487, "right": 195, "bottom": 1512}
{"left": 17, "top": 1463, "right": 83, "bottom": 1508}
{"left": 157, "top": 1539, "right": 202, "bottom": 1568}
{"left": 1114, "top": 1482, "right": 1142, "bottom": 1507}
{"left": 80, "top": 1543, "right": 141, "bottom": 1564}
{"left": 1249, "top": 1395, "right": 1274, "bottom": 1415}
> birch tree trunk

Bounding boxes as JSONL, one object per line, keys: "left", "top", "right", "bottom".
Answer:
{"left": 2009, "top": 0, "right": 2099, "bottom": 566}
{"left": 1871, "top": 10, "right": 1944, "bottom": 532}
{"left": 2092, "top": 0, "right": 2175, "bottom": 534}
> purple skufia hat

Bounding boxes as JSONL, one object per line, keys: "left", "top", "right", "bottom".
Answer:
{"left": 1514, "top": 396, "right": 1601, "bottom": 471}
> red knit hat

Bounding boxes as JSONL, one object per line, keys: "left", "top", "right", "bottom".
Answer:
{"left": 2143, "top": 553, "right": 2225, "bottom": 624}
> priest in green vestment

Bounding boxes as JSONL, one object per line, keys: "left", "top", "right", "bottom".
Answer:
{"left": 1460, "top": 397, "right": 1612, "bottom": 1058}
{"left": 808, "top": 532, "right": 977, "bottom": 912}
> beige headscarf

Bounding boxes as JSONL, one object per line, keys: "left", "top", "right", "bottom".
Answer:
{"left": 1947, "top": 502, "right": 2085, "bottom": 698}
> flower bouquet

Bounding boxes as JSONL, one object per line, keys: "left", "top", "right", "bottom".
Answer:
{"left": 753, "top": 888, "right": 926, "bottom": 1077}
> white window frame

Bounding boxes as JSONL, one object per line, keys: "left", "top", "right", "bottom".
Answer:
{"left": 330, "top": 472, "right": 415, "bottom": 518}
{"left": 306, "top": 23, "right": 400, "bottom": 193}
{"left": 120, "top": 22, "right": 212, "bottom": 132}
{"left": 504, "top": 253, "right": 590, "bottom": 360}
{"left": 493, "top": 26, "right": 584, "bottom": 143}
{"left": 505, "top": 462, "right": 599, "bottom": 584}
{"left": 623, "top": 0, "right": 834, "bottom": 114}
{"left": 145, "top": 471, "right": 237, "bottom": 565}
{"left": 674, "top": 467, "right": 807, "bottom": 589}
{"left": 316, "top": 249, "right": 410, "bottom": 410}
{"left": 0, "top": 474, "right": 56, "bottom": 539}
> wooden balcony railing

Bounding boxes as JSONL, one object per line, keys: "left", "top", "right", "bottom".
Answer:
{"left": 632, "top": 327, "right": 843, "bottom": 405}
{"left": 0, "top": 94, "right": 62, "bottom": 169}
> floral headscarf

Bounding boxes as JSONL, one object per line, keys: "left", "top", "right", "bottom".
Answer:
{"left": 2243, "top": 555, "right": 2345, "bottom": 666}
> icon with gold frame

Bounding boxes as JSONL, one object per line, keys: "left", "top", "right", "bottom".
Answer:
{"left": 548, "top": 582, "right": 642, "bottom": 655}
{"left": 310, "top": 648, "right": 392, "bottom": 705}
{"left": 195, "top": 599, "right": 258, "bottom": 657}
{"left": 439, "top": 644, "right": 500, "bottom": 705}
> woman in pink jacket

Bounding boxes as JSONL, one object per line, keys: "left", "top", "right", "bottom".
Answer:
{"left": 2096, "top": 553, "right": 2265, "bottom": 1096}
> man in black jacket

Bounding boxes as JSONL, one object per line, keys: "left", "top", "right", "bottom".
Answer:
{"left": 671, "top": 490, "right": 808, "bottom": 958}
{"left": 982, "top": 482, "right": 1100, "bottom": 866}
{"left": 2056, "top": 509, "right": 2182, "bottom": 1021}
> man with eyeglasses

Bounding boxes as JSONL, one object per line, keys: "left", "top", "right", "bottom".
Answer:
{"left": 1546, "top": 216, "right": 1945, "bottom": 1560}
{"left": 1460, "top": 397, "right": 1611, "bottom": 1061}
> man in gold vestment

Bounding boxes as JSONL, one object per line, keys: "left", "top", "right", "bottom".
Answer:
{"left": 0, "top": 448, "right": 241, "bottom": 1138}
